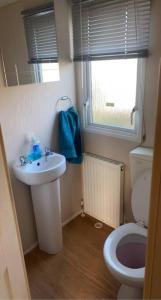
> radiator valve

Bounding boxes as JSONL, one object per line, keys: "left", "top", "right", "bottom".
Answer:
{"left": 80, "top": 198, "right": 85, "bottom": 218}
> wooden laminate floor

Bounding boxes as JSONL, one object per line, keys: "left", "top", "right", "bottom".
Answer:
{"left": 25, "top": 215, "right": 120, "bottom": 299}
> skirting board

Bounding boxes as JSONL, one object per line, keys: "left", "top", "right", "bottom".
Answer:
{"left": 24, "top": 242, "right": 38, "bottom": 256}
{"left": 24, "top": 210, "right": 81, "bottom": 255}
{"left": 62, "top": 210, "right": 81, "bottom": 227}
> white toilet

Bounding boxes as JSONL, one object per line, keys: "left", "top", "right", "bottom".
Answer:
{"left": 103, "top": 147, "right": 153, "bottom": 299}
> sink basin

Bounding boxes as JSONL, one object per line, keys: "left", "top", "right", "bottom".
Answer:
{"left": 13, "top": 152, "right": 66, "bottom": 254}
{"left": 13, "top": 153, "right": 66, "bottom": 186}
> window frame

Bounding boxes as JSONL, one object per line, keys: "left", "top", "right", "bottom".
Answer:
{"left": 33, "top": 64, "right": 42, "bottom": 83}
{"left": 81, "top": 58, "right": 146, "bottom": 143}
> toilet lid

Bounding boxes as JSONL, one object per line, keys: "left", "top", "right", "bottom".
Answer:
{"left": 131, "top": 169, "right": 152, "bottom": 227}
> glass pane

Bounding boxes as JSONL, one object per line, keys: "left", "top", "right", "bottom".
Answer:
{"left": 41, "top": 63, "right": 59, "bottom": 82}
{"left": 91, "top": 59, "right": 138, "bottom": 130}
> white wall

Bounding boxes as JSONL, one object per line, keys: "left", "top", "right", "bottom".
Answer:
{"left": 0, "top": 0, "right": 82, "bottom": 252}
{"left": 75, "top": 0, "right": 161, "bottom": 222}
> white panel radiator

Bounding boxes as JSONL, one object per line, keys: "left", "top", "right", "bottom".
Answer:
{"left": 82, "top": 153, "right": 124, "bottom": 228}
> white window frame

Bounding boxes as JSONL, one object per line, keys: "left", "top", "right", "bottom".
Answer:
{"left": 81, "top": 58, "right": 146, "bottom": 143}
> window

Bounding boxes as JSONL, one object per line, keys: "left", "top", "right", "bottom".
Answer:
{"left": 72, "top": 0, "right": 151, "bottom": 141}
{"left": 22, "top": 3, "right": 59, "bottom": 83}
{"left": 34, "top": 63, "right": 59, "bottom": 83}
{"left": 40, "top": 63, "right": 59, "bottom": 82}
{"left": 90, "top": 59, "right": 137, "bottom": 130}
{"left": 23, "top": 3, "right": 59, "bottom": 64}
{"left": 84, "top": 58, "right": 144, "bottom": 141}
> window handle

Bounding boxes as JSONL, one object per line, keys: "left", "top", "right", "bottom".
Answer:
{"left": 83, "top": 98, "right": 89, "bottom": 108}
{"left": 131, "top": 106, "right": 138, "bottom": 125}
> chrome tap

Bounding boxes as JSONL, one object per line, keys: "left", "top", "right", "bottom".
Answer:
{"left": 19, "top": 156, "right": 28, "bottom": 166}
{"left": 44, "top": 147, "right": 53, "bottom": 160}
{"left": 19, "top": 155, "right": 32, "bottom": 166}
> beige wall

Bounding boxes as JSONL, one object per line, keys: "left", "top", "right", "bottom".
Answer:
{"left": 0, "top": 0, "right": 82, "bottom": 252}
{"left": 75, "top": 0, "right": 161, "bottom": 222}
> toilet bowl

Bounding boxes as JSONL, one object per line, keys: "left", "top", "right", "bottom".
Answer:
{"left": 103, "top": 168, "right": 152, "bottom": 299}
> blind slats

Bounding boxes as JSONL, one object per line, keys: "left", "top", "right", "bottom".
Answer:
{"left": 23, "top": 3, "right": 59, "bottom": 64}
{"left": 72, "top": 0, "right": 151, "bottom": 61}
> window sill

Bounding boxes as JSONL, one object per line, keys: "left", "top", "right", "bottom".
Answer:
{"left": 84, "top": 124, "right": 142, "bottom": 143}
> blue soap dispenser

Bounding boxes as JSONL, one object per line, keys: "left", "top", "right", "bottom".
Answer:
{"left": 28, "top": 137, "right": 42, "bottom": 161}
{"left": 33, "top": 140, "right": 42, "bottom": 160}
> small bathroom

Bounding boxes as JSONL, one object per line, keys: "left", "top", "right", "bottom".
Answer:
{"left": 0, "top": 0, "right": 161, "bottom": 299}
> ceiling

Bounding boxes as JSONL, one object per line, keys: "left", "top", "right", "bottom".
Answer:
{"left": 0, "top": 0, "right": 18, "bottom": 8}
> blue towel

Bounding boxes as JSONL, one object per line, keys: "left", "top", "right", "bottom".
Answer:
{"left": 58, "top": 106, "right": 83, "bottom": 164}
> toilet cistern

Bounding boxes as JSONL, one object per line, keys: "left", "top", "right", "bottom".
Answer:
{"left": 13, "top": 151, "right": 66, "bottom": 254}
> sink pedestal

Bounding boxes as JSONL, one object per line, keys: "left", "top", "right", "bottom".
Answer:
{"left": 31, "top": 179, "right": 62, "bottom": 254}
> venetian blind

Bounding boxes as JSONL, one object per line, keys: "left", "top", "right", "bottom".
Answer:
{"left": 72, "top": 0, "right": 151, "bottom": 61}
{"left": 23, "top": 3, "right": 59, "bottom": 63}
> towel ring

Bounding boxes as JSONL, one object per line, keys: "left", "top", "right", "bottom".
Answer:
{"left": 56, "top": 96, "right": 73, "bottom": 112}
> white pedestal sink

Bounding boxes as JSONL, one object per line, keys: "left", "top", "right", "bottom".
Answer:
{"left": 13, "top": 153, "right": 66, "bottom": 254}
